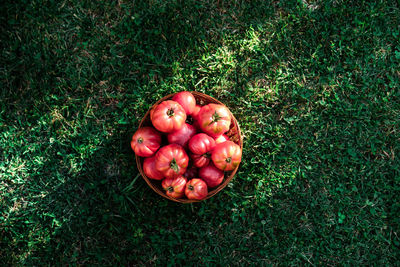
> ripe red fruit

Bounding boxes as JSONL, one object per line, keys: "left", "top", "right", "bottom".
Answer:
{"left": 167, "top": 123, "right": 197, "bottom": 149}
{"left": 211, "top": 141, "right": 242, "bottom": 171}
{"left": 155, "top": 144, "right": 189, "bottom": 178}
{"left": 188, "top": 133, "right": 216, "bottom": 168}
{"left": 185, "top": 178, "right": 208, "bottom": 200}
{"left": 143, "top": 156, "right": 164, "bottom": 180}
{"left": 162, "top": 176, "right": 187, "bottom": 199}
{"left": 191, "top": 105, "right": 202, "bottom": 130}
{"left": 197, "top": 104, "right": 231, "bottom": 137}
{"left": 192, "top": 105, "right": 202, "bottom": 119}
{"left": 199, "top": 163, "right": 224, "bottom": 188}
{"left": 130, "top": 127, "right": 161, "bottom": 157}
{"left": 214, "top": 134, "right": 229, "bottom": 144}
{"left": 151, "top": 100, "right": 186, "bottom": 133}
{"left": 172, "top": 91, "right": 196, "bottom": 115}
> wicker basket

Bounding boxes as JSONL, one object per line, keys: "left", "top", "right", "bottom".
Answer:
{"left": 136, "top": 91, "right": 243, "bottom": 203}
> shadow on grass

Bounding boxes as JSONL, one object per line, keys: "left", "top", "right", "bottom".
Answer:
{"left": 13, "top": 138, "right": 306, "bottom": 265}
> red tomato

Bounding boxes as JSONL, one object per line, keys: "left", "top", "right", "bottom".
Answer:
{"left": 167, "top": 123, "right": 197, "bottom": 149}
{"left": 199, "top": 163, "right": 224, "bottom": 188}
{"left": 151, "top": 100, "right": 187, "bottom": 133}
{"left": 214, "top": 134, "right": 229, "bottom": 144}
{"left": 162, "top": 176, "right": 187, "bottom": 199}
{"left": 191, "top": 105, "right": 202, "bottom": 130}
{"left": 190, "top": 153, "right": 210, "bottom": 168}
{"left": 185, "top": 178, "right": 208, "bottom": 200}
{"left": 172, "top": 91, "right": 196, "bottom": 115}
{"left": 130, "top": 127, "right": 161, "bottom": 157}
{"left": 198, "top": 104, "right": 231, "bottom": 137}
{"left": 211, "top": 141, "right": 242, "bottom": 171}
{"left": 155, "top": 144, "right": 189, "bottom": 178}
{"left": 188, "top": 133, "right": 216, "bottom": 168}
{"left": 143, "top": 156, "right": 164, "bottom": 180}
{"left": 189, "top": 133, "right": 216, "bottom": 154}
{"left": 183, "top": 166, "right": 198, "bottom": 180}
{"left": 192, "top": 105, "right": 201, "bottom": 118}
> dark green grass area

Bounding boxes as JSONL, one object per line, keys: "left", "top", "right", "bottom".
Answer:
{"left": 1, "top": 0, "right": 400, "bottom": 265}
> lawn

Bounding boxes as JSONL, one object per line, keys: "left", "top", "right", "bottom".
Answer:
{"left": 1, "top": 0, "right": 399, "bottom": 265}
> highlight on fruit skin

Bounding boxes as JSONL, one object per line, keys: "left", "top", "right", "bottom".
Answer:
{"left": 214, "top": 134, "right": 229, "bottom": 144}
{"left": 131, "top": 127, "right": 162, "bottom": 157}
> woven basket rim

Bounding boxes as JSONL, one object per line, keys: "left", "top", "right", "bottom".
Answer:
{"left": 135, "top": 91, "right": 243, "bottom": 203}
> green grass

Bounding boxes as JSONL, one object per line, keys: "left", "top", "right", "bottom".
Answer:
{"left": 1, "top": 0, "right": 400, "bottom": 265}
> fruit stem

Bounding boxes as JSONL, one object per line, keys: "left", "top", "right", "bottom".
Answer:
{"left": 208, "top": 111, "right": 221, "bottom": 126}
{"left": 188, "top": 185, "right": 194, "bottom": 191}
{"left": 212, "top": 111, "right": 221, "bottom": 122}
{"left": 202, "top": 152, "right": 211, "bottom": 158}
{"left": 167, "top": 186, "right": 174, "bottom": 192}
{"left": 186, "top": 115, "right": 194, "bottom": 125}
{"left": 167, "top": 108, "right": 175, "bottom": 117}
{"left": 137, "top": 137, "right": 143, "bottom": 144}
{"left": 226, "top": 157, "right": 232, "bottom": 163}
{"left": 170, "top": 158, "right": 179, "bottom": 173}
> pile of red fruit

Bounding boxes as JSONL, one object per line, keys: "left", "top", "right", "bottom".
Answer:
{"left": 131, "top": 91, "right": 242, "bottom": 200}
